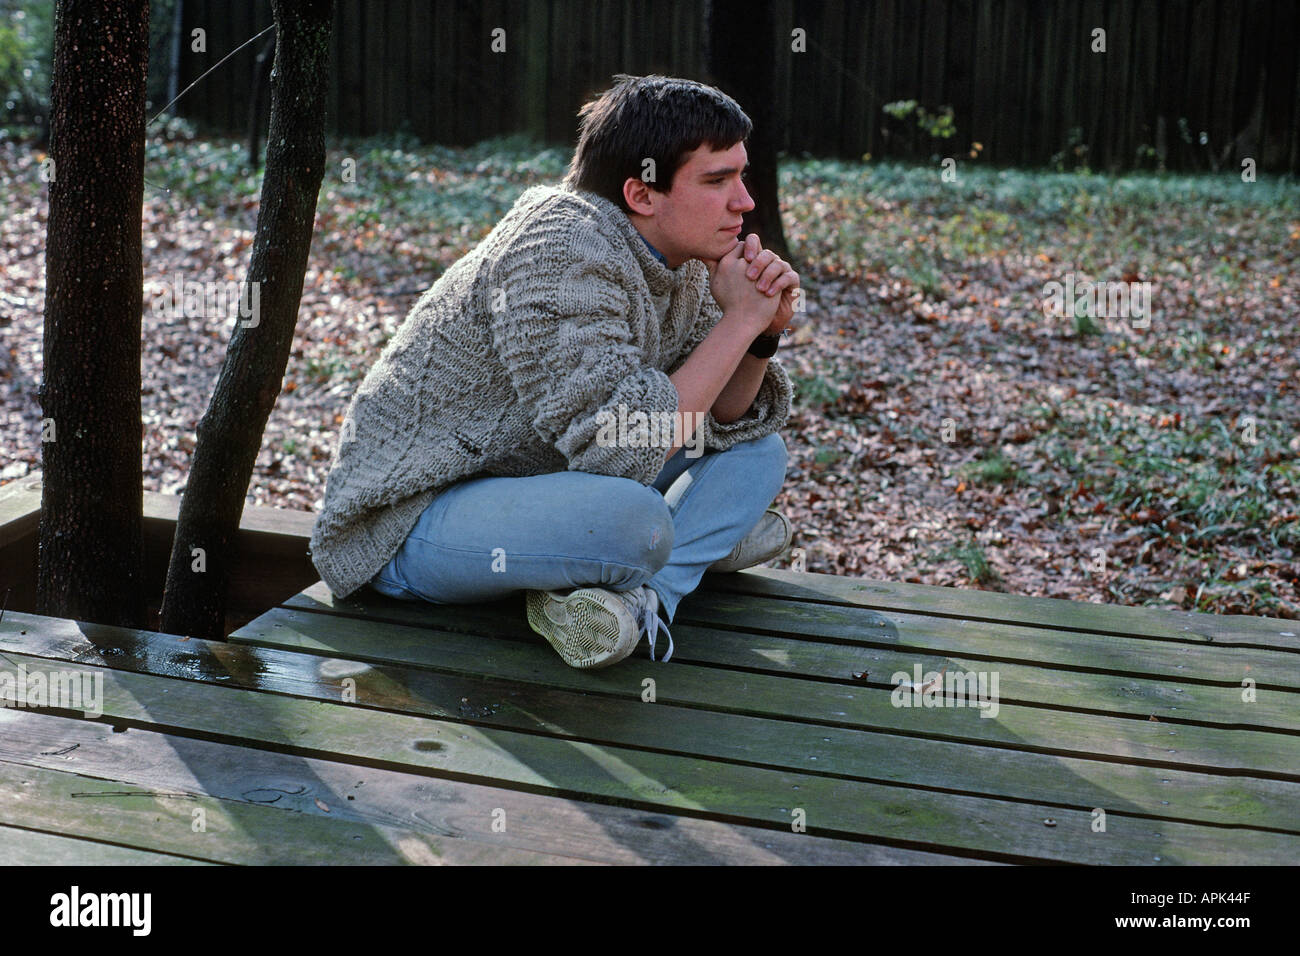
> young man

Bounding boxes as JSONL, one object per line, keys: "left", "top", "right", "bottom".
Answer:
{"left": 309, "top": 74, "right": 799, "bottom": 669}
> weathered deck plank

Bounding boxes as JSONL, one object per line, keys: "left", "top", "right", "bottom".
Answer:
{"left": 704, "top": 568, "right": 1300, "bottom": 650}
{"left": 0, "top": 752, "right": 597, "bottom": 865}
{"left": 0, "top": 475, "right": 41, "bottom": 542}
{"left": 0, "top": 822, "right": 216, "bottom": 865}
{"left": 676, "top": 592, "right": 1300, "bottom": 687}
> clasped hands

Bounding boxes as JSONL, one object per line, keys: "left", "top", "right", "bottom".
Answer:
{"left": 705, "top": 233, "right": 801, "bottom": 338}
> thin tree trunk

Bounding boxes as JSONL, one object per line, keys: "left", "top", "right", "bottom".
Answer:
{"left": 159, "top": 0, "right": 333, "bottom": 640}
{"left": 708, "top": 0, "right": 792, "bottom": 264}
{"left": 38, "top": 0, "right": 148, "bottom": 628}
{"left": 246, "top": 34, "right": 276, "bottom": 169}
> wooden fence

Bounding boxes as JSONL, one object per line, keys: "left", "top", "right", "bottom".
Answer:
{"left": 176, "top": 0, "right": 1300, "bottom": 173}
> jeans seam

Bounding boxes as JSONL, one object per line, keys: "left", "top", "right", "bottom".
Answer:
{"left": 400, "top": 535, "right": 663, "bottom": 570}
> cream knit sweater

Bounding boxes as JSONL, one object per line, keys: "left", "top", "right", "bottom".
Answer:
{"left": 308, "top": 184, "right": 793, "bottom": 599}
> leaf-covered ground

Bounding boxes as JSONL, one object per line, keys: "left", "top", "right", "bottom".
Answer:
{"left": 3, "top": 126, "right": 1298, "bottom": 617}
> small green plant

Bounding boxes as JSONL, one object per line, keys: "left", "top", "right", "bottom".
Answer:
{"left": 957, "top": 450, "right": 1026, "bottom": 487}
{"left": 1073, "top": 307, "right": 1103, "bottom": 336}
{"left": 813, "top": 446, "right": 847, "bottom": 467}
{"left": 929, "top": 537, "right": 1002, "bottom": 587}
{"left": 790, "top": 372, "right": 842, "bottom": 408}
{"left": 303, "top": 355, "right": 349, "bottom": 383}
{"left": 957, "top": 540, "right": 999, "bottom": 586}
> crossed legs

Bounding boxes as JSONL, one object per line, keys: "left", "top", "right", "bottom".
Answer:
{"left": 370, "top": 432, "right": 788, "bottom": 623}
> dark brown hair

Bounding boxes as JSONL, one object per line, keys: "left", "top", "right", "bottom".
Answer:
{"left": 562, "top": 74, "right": 752, "bottom": 213}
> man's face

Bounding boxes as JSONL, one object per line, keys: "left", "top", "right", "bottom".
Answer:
{"left": 628, "top": 141, "right": 755, "bottom": 268}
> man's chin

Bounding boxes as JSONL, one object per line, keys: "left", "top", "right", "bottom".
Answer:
{"left": 681, "top": 236, "right": 740, "bottom": 268}
{"left": 699, "top": 237, "right": 740, "bottom": 262}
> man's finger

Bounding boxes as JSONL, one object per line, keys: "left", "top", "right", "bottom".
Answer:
{"left": 746, "top": 249, "right": 778, "bottom": 279}
{"left": 743, "top": 233, "right": 762, "bottom": 261}
{"left": 757, "top": 259, "right": 791, "bottom": 287}
{"left": 765, "top": 270, "right": 800, "bottom": 297}
{"left": 707, "top": 241, "right": 744, "bottom": 273}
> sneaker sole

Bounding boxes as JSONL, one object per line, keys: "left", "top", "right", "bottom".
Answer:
{"left": 525, "top": 588, "right": 641, "bottom": 669}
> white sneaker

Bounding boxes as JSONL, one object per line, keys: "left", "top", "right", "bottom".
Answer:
{"left": 525, "top": 584, "right": 674, "bottom": 669}
{"left": 708, "top": 508, "right": 792, "bottom": 573}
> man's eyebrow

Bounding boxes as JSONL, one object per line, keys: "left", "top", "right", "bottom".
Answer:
{"left": 699, "top": 163, "right": 750, "bottom": 178}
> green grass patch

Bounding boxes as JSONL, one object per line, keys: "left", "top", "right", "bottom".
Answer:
{"left": 783, "top": 157, "right": 1300, "bottom": 285}
{"left": 1027, "top": 397, "right": 1298, "bottom": 552}
{"left": 957, "top": 450, "right": 1028, "bottom": 487}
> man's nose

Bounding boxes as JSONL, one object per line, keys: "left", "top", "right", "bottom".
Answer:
{"left": 733, "top": 180, "right": 756, "bottom": 212}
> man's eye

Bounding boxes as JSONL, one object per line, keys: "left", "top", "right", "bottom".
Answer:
{"left": 710, "top": 177, "right": 726, "bottom": 184}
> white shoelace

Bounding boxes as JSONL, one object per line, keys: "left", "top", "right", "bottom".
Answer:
{"left": 631, "top": 586, "right": 673, "bottom": 662}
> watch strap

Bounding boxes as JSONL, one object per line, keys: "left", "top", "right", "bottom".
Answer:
{"left": 747, "top": 332, "right": 781, "bottom": 358}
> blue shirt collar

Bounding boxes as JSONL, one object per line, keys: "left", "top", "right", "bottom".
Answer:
{"left": 639, "top": 232, "right": 668, "bottom": 267}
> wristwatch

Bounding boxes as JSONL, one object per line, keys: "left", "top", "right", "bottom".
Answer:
{"left": 747, "top": 332, "right": 781, "bottom": 358}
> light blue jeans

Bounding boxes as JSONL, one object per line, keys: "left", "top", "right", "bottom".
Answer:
{"left": 369, "top": 432, "right": 787, "bottom": 622}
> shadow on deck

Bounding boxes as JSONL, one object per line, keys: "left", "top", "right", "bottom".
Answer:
{"left": 1, "top": 563, "right": 1297, "bottom": 864}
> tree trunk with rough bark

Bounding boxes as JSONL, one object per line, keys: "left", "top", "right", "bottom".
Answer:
{"left": 159, "top": 0, "right": 334, "bottom": 640}
{"left": 38, "top": 0, "right": 149, "bottom": 628}
{"left": 707, "top": 0, "right": 792, "bottom": 264}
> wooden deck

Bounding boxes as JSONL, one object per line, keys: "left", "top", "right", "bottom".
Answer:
{"left": 1, "top": 566, "right": 1298, "bottom": 865}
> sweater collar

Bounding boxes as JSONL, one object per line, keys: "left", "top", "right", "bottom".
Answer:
{"left": 566, "top": 187, "right": 693, "bottom": 297}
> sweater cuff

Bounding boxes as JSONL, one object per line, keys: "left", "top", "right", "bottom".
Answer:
{"left": 563, "top": 365, "right": 683, "bottom": 485}
{"left": 702, "top": 355, "right": 793, "bottom": 452}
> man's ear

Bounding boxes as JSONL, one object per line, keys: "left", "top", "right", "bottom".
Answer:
{"left": 622, "top": 177, "right": 657, "bottom": 217}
